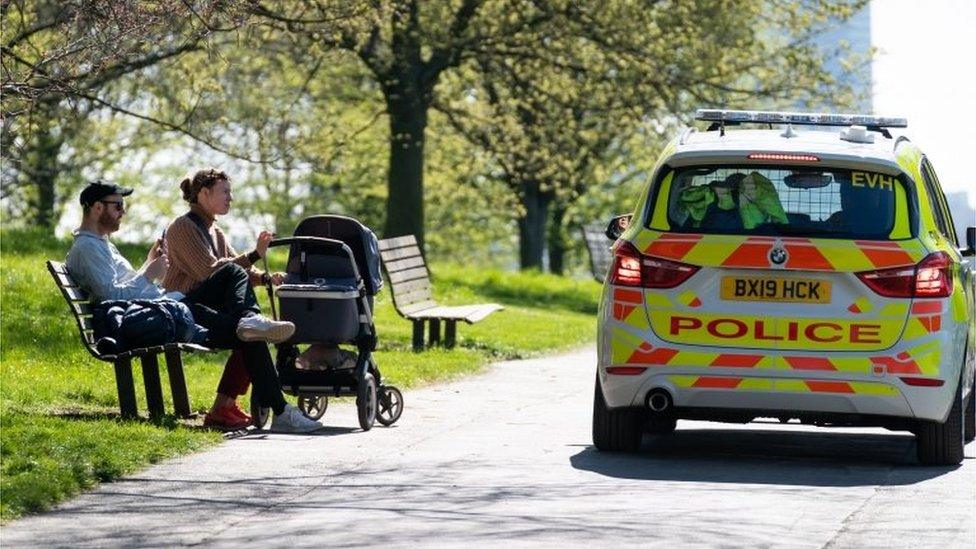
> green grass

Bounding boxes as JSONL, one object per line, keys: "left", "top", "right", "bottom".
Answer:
{"left": 0, "top": 227, "right": 600, "bottom": 521}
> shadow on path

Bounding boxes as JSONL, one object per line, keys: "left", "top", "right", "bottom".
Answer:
{"left": 570, "top": 427, "right": 962, "bottom": 486}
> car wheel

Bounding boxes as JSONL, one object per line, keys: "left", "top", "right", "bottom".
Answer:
{"left": 592, "top": 374, "right": 642, "bottom": 452}
{"left": 964, "top": 378, "right": 975, "bottom": 444}
{"left": 915, "top": 379, "right": 965, "bottom": 465}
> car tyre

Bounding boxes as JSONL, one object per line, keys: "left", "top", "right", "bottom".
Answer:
{"left": 915, "top": 379, "right": 965, "bottom": 465}
{"left": 964, "top": 378, "right": 975, "bottom": 444}
{"left": 592, "top": 374, "right": 642, "bottom": 452}
{"left": 646, "top": 416, "right": 677, "bottom": 434}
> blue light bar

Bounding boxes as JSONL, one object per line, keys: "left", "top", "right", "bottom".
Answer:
{"left": 695, "top": 109, "right": 908, "bottom": 128}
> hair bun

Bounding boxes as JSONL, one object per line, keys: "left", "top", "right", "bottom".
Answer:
{"left": 179, "top": 177, "right": 193, "bottom": 202}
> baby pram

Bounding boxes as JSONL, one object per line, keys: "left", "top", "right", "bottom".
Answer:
{"left": 253, "top": 215, "right": 403, "bottom": 431}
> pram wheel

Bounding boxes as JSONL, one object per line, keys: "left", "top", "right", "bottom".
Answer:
{"left": 250, "top": 391, "right": 271, "bottom": 430}
{"left": 297, "top": 394, "right": 328, "bottom": 420}
{"left": 376, "top": 386, "right": 403, "bottom": 426}
{"left": 357, "top": 372, "right": 377, "bottom": 431}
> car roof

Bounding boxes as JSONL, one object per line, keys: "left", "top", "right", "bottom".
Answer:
{"left": 667, "top": 128, "right": 916, "bottom": 174}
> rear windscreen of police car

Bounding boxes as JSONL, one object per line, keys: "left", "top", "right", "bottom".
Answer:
{"left": 664, "top": 166, "right": 905, "bottom": 239}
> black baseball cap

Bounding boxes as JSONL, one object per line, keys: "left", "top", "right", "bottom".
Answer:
{"left": 80, "top": 180, "right": 133, "bottom": 208}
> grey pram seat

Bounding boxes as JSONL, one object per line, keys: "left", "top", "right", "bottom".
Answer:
{"left": 258, "top": 215, "right": 402, "bottom": 430}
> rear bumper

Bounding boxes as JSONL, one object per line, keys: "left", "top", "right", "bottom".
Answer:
{"left": 597, "top": 328, "right": 966, "bottom": 423}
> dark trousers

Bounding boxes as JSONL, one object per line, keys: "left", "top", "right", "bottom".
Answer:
{"left": 182, "top": 263, "right": 286, "bottom": 413}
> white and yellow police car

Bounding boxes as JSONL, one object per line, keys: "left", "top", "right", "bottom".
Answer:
{"left": 594, "top": 109, "right": 975, "bottom": 465}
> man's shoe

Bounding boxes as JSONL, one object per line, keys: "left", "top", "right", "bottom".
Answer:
{"left": 236, "top": 314, "right": 295, "bottom": 344}
{"left": 204, "top": 405, "right": 250, "bottom": 430}
{"left": 270, "top": 404, "right": 323, "bottom": 433}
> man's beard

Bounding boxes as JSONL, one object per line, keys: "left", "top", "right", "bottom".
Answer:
{"left": 98, "top": 210, "right": 120, "bottom": 232}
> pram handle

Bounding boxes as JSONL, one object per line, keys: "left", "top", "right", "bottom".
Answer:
{"left": 267, "top": 236, "right": 351, "bottom": 255}
{"left": 265, "top": 235, "right": 362, "bottom": 290}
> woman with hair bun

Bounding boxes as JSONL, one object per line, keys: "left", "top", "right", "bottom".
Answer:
{"left": 162, "top": 168, "right": 289, "bottom": 429}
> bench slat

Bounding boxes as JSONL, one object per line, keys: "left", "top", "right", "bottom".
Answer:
{"left": 389, "top": 277, "right": 430, "bottom": 295}
{"left": 399, "top": 300, "right": 438, "bottom": 316}
{"left": 378, "top": 245, "right": 422, "bottom": 261}
{"left": 394, "top": 287, "right": 433, "bottom": 307}
{"left": 384, "top": 255, "right": 426, "bottom": 273}
{"left": 378, "top": 235, "right": 417, "bottom": 250}
{"left": 53, "top": 272, "right": 78, "bottom": 287}
{"left": 410, "top": 303, "right": 503, "bottom": 323}
{"left": 49, "top": 262, "right": 70, "bottom": 274}
{"left": 388, "top": 266, "right": 429, "bottom": 284}
{"left": 62, "top": 286, "right": 89, "bottom": 301}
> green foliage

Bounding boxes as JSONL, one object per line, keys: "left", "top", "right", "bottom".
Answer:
{"left": 0, "top": 228, "right": 598, "bottom": 520}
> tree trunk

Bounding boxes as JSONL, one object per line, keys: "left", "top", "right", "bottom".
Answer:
{"left": 548, "top": 202, "right": 567, "bottom": 275}
{"left": 382, "top": 83, "right": 429, "bottom": 250}
{"left": 27, "top": 115, "right": 65, "bottom": 229}
{"left": 517, "top": 180, "right": 552, "bottom": 270}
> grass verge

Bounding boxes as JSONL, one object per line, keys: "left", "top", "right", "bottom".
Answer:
{"left": 0, "top": 228, "right": 600, "bottom": 521}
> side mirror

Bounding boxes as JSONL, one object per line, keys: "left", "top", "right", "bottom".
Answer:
{"left": 605, "top": 214, "right": 633, "bottom": 241}
{"left": 964, "top": 226, "right": 976, "bottom": 257}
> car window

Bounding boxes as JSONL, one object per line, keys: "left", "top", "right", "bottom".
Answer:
{"left": 663, "top": 165, "right": 905, "bottom": 239}
{"left": 919, "top": 158, "right": 958, "bottom": 245}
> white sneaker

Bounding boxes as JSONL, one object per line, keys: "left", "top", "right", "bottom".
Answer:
{"left": 236, "top": 314, "right": 295, "bottom": 343}
{"left": 270, "top": 404, "right": 323, "bottom": 433}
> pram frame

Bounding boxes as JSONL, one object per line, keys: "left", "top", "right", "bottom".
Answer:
{"left": 255, "top": 232, "right": 400, "bottom": 430}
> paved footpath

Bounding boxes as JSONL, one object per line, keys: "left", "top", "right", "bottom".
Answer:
{"left": 2, "top": 347, "right": 974, "bottom": 548}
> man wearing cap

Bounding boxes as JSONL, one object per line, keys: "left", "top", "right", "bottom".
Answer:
{"left": 65, "top": 181, "right": 323, "bottom": 433}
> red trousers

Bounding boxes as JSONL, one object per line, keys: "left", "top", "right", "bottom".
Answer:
{"left": 216, "top": 349, "right": 251, "bottom": 397}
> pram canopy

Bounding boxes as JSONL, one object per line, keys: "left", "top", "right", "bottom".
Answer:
{"left": 290, "top": 215, "right": 383, "bottom": 296}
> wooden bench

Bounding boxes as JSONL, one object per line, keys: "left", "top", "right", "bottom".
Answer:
{"left": 47, "top": 261, "right": 213, "bottom": 420}
{"left": 582, "top": 224, "right": 613, "bottom": 282}
{"left": 377, "top": 235, "right": 503, "bottom": 350}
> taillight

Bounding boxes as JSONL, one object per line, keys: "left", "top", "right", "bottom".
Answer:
{"left": 610, "top": 241, "right": 643, "bottom": 286}
{"left": 856, "top": 252, "right": 953, "bottom": 298}
{"left": 914, "top": 252, "right": 953, "bottom": 297}
{"left": 610, "top": 241, "right": 699, "bottom": 288}
{"left": 899, "top": 376, "right": 945, "bottom": 387}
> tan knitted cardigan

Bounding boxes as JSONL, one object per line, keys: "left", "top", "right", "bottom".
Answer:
{"left": 161, "top": 203, "right": 264, "bottom": 294}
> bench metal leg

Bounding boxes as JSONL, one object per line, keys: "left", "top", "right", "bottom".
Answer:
{"left": 141, "top": 354, "right": 165, "bottom": 419}
{"left": 428, "top": 319, "right": 441, "bottom": 346}
{"left": 445, "top": 320, "right": 457, "bottom": 349}
{"left": 412, "top": 320, "right": 425, "bottom": 351}
{"left": 165, "top": 349, "right": 192, "bottom": 418}
{"left": 114, "top": 357, "right": 138, "bottom": 419}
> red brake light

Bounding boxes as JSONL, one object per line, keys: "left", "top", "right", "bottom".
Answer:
{"left": 914, "top": 252, "right": 953, "bottom": 297}
{"left": 747, "top": 153, "right": 820, "bottom": 162}
{"left": 610, "top": 241, "right": 643, "bottom": 286}
{"left": 856, "top": 252, "right": 953, "bottom": 298}
{"left": 611, "top": 241, "right": 699, "bottom": 288}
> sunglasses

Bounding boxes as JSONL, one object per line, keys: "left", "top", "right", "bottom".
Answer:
{"left": 99, "top": 199, "right": 126, "bottom": 211}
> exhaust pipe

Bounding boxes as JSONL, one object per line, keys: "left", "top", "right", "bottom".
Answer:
{"left": 646, "top": 389, "right": 672, "bottom": 413}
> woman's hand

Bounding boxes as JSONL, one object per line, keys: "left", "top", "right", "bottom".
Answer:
{"left": 270, "top": 271, "right": 286, "bottom": 285}
{"left": 147, "top": 238, "right": 164, "bottom": 261}
{"left": 255, "top": 230, "right": 274, "bottom": 258}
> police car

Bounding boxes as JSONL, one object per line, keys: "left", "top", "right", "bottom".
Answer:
{"left": 594, "top": 109, "right": 976, "bottom": 465}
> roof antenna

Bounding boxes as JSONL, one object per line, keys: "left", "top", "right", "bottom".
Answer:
{"left": 780, "top": 124, "right": 798, "bottom": 138}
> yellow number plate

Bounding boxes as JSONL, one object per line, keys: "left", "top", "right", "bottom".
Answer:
{"left": 720, "top": 277, "right": 831, "bottom": 303}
